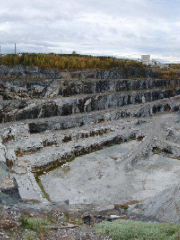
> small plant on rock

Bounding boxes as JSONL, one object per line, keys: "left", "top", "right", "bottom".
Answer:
{"left": 22, "top": 230, "right": 39, "bottom": 240}
{"left": 22, "top": 217, "right": 51, "bottom": 232}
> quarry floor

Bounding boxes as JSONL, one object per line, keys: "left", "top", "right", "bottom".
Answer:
{"left": 41, "top": 144, "right": 180, "bottom": 206}
{"left": 33, "top": 112, "right": 180, "bottom": 210}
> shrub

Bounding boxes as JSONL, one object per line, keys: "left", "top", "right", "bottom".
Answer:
{"left": 94, "top": 220, "right": 180, "bottom": 240}
{"left": 22, "top": 217, "right": 51, "bottom": 232}
{"left": 22, "top": 230, "right": 39, "bottom": 240}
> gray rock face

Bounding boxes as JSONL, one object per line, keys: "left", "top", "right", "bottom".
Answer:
{"left": 26, "top": 96, "right": 180, "bottom": 133}
{"left": 0, "top": 65, "right": 61, "bottom": 79}
{"left": 83, "top": 68, "right": 148, "bottom": 79}
{"left": 0, "top": 161, "right": 21, "bottom": 205}
{"left": 0, "top": 80, "right": 180, "bottom": 123}
{"left": 0, "top": 77, "right": 179, "bottom": 100}
{"left": 1, "top": 66, "right": 180, "bottom": 221}
{"left": 0, "top": 65, "right": 148, "bottom": 80}
{"left": 0, "top": 177, "right": 21, "bottom": 205}
{"left": 0, "top": 139, "right": 6, "bottom": 163}
{"left": 133, "top": 185, "right": 180, "bottom": 223}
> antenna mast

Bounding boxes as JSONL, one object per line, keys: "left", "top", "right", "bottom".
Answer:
{"left": 15, "top": 43, "right": 17, "bottom": 54}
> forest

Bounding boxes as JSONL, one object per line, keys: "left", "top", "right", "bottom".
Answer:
{"left": 0, "top": 53, "right": 143, "bottom": 71}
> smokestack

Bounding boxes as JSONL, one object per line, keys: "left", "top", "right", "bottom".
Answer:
{"left": 15, "top": 43, "right": 16, "bottom": 54}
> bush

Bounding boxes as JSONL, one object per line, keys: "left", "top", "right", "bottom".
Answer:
{"left": 94, "top": 220, "right": 180, "bottom": 240}
{"left": 22, "top": 217, "right": 51, "bottom": 232}
{"left": 22, "top": 230, "right": 39, "bottom": 240}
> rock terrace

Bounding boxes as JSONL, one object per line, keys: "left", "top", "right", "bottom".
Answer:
{"left": 1, "top": 67, "right": 180, "bottom": 223}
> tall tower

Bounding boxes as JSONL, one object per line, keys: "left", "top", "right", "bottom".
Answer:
{"left": 15, "top": 43, "right": 17, "bottom": 54}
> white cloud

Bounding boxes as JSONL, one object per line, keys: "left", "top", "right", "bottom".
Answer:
{"left": 0, "top": 0, "right": 180, "bottom": 62}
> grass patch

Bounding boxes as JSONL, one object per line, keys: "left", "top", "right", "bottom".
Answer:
{"left": 94, "top": 220, "right": 180, "bottom": 240}
{"left": 22, "top": 230, "right": 39, "bottom": 240}
{"left": 22, "top": 217, "right": 51, "bottom": 232}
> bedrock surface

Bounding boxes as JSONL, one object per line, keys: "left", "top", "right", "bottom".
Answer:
{"left": 40, "top": 142, "right": 180, "bottom": 206}
{"left": 1, "top": 69, "right": 180, "bottom": 223}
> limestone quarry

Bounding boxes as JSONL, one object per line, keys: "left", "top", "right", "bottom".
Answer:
{"left": 1, "top": 65, "right": 180, "bottom": 225}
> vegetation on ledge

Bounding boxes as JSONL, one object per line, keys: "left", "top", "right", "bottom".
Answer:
{"left": 95, "top": 220, "right": 180, "bottom": 240}
{"left": 0, "top": 53, "right": 180, "bottom": 79}
{"left": 0, "top": 53, "right": 144, "bottom": 71}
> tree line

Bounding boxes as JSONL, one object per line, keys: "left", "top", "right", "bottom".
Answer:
{"left": 0, "top": 53, "right": 144, "bottom": 70}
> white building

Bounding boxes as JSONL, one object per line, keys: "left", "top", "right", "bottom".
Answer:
{"left": 141, "top": 55, "right": 151, "bottom": 65}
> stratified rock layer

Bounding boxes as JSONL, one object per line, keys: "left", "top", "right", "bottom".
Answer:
{"left": 1, "top": 66, "right": 180, "bottom": 223}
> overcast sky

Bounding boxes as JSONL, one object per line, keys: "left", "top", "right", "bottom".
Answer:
{"left": 0, "top": 0, "right": 180, "bottom": 62}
